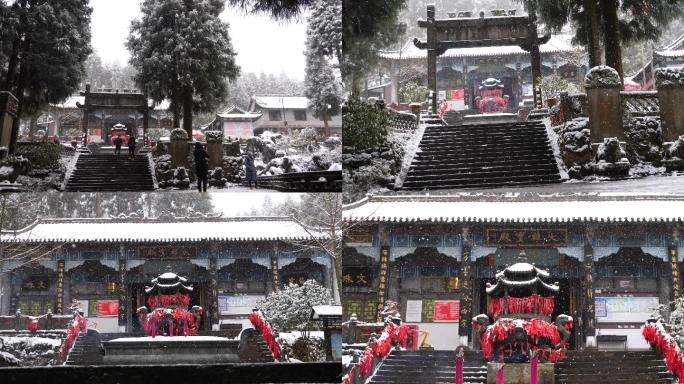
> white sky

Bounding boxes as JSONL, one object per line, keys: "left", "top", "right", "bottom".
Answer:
{"left": 90, "top": 0, "right": 307, "bottom": 79}
{"left": 211, "top": 193, "right": 300, "bottom": 216}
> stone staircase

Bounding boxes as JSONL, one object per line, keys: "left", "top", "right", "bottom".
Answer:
{"left": 555, "top": 350, "right": 675, "bottom": 384}
{"left": 64, "top": 329, "right": 103, "bottom": 366}
{"left": 401, "top": 121, "right": 562, "bottom": 190}
{"left": 64, "top": 154, "right": 154, "bottom": 192}
{"left": 368, "top": 350, "right": 487, "bottom": 384}
{"left": 238, "top": 328, "right": 276, "bottom": 362}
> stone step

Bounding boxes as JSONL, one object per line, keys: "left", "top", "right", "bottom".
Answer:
{"left": 402, "top": 173, "right": 561, "bottom": 189}
{"left": 405, "top": 166, "right": 560, "bottom": 181}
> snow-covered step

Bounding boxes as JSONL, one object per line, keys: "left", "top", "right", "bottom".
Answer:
{"left": 65, "top": 154, "right": 154, "bottom": 192}
{"left": 368, "top": 350, "right": 487, "bottom": 384}
{"left": 401, "top": 120, "right": 562, "bottom": 191}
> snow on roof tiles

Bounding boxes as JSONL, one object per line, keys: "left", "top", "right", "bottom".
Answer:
{"left": 379, "top": 34, "right": 579, "bottom": 60}
{"left": 343, "top": 194, "right": 684, "bottom": 223}
{"left": 253, "top": 96, "right": 309, "bottom": 110}
{"left": 1, "top": 217, "right": 327, "bottom": 244}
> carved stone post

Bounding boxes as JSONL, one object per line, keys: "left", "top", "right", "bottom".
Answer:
{"left": 206, "top": 131, "right": 224, "bottom": 169}
{"left": 169, "top": 128, "right": 190, "bottom": 168}
{"left": 459, "top": 226, "right": 473, "bottom": 346}
{"left": 584, "top": 66, "right": 623, "bottom": 141}
{"left": 426, "top": 5, "right": 437, "bottom": 113}
{"left": 656, "top": 68, "right": 684, "bottom": 141}
{"left": 582, "top": 225, "right": 596, "bottom": 348}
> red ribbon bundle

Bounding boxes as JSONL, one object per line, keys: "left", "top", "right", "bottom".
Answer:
{"left": 248, "top": 311, "right": 280, "bottom": 361}
{"left": 147, "top": 293, "right": 191, "bottom": 309}
{"left": 487, "top": 295, "right": 555, "bottom": 319}
{"left": 28, "top": 317, "right": 39, "bottom": 332}
{"left": 479, "top": 318, "right": 564, "bottom": 361}
{"left": 396, "top": 325, "right": 410, "bottom": 348}
{"left": 643, "top": 321, "right": 684, "bottom": 382}
{"left": 342, "top": 366, "right": 356, "bottom": 384}
{"left": 58, "top": 313, "right": 87, "bottom": 362}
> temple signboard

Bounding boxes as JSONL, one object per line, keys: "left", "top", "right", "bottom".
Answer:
{"left": 341, "top": 267, "right": 373, "bottom": 287}
{"left": 487, "top": 228, "right": 568, "bottom": 248}
{"left": 138, "top": 246, "right": 196, "bottom": 259}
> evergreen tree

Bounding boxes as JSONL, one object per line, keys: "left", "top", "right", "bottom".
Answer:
{"left": 1, "top": 0, "right": 92, "bottom": 154}
{"left": 342, "top": 0, "right": 407, "bottom": 95}
{"left": 128, "top": 0, "right": 240, "bottom": 138}
{"left": 528, "top": 0, "right": 682, "bottom": 82}
{"left": 304, "top": 0, "right": 341, "bottom": 137}
{"left": 226, "top": 0, "right": 312, "bottom": 19}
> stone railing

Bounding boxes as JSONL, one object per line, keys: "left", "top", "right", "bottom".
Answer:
{"left": 621, "top": 91, "right": 659, "bottom": 117}
{"left": 0, "top": 310, "right": 73, "bottom": 331}
{"left": 388, "top": 109, "right": 418, "bottom": 134}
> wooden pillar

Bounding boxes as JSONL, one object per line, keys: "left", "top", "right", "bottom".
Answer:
{"left": 426, "top": 4, "right": 437, "bottom": 114}
{"left": 56, "top": 259, "right": 65, "bottom": 315}
{"left": 81, "top": 108, "right": 90, "bottom": 147}
{"left": 271, "top": 252, "right": 280, "bottom": 291}
{"left": 209, "top": 255, "right": 219, "bottom": 330}
{"left": 670, "top": 228, "right": 680, "bottom": 302}
{"left": 582, "top": 226, "right": 596, "bottom": 347}
{"left": 530, "top": 45, "right": 542, "bottom": 107}
{"left": 118, "top": 248, "right": 127, "bottom": 332}
{"left": 376, "top": 246, "right": 390, "bottom": 322}
{"left": 143, "top": 109, "right": 149, "bottom": 146}
{"left": 462, "top": 60, "right": 469, "bottom": 111}
{"left": 459, "top": 227, "right": 472, "bottom": 345}
{"left": 428, "top": 50, "right": 438, "bottom": 114}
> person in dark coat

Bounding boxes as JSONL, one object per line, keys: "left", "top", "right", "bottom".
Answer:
{"left": 114, "top": 136, "right": 123, "bottom": 156}
{"left": 128, "top": 135, "right": 136, "bottom": 160}
{"left": 244, "top": 152, "right": 257, "bottom": 189}
{"left": 194, "top": 142, "right": 209, "bottom": 192}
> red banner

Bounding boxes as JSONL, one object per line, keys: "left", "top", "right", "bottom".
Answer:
{"left": 451, "top": 89, "right": 464, "bottom": 100}
{"left": 97, "top": 300, "right": 119, "bottom": 317}
{"left": 433, "top": 300, "right": 459, "bottom": 321}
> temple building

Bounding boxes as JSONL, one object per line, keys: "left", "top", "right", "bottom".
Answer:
{"left": 377, "top": 34, "right": 583, "bottom": 110}
{"left": 0, "top": 216, "right": 334, "bottom": 334}
{"left": 629, "top": 33, "right": 684, "bottom": 90}
{"left": 209, "top": 96, "right": 342, "bottom": 139}
{"left": 342, "top": 194, "right": 684, "bottom": 351}
{"left": 36, "top": 87, "right": 173, "bottom": 143}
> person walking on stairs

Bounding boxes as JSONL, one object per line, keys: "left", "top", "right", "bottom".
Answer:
{"left": 128, "top": 135, "right": 136, "bottom": 160}
{"left": 194, "top": 142, "right": 209, "bottom": 193}
{"left": 114, "top": 136, "right": 123, "bottom": 157}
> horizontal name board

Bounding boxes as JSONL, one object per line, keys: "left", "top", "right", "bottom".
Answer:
{"left": 487, "top": 229, "right": 568, "bottom": 247}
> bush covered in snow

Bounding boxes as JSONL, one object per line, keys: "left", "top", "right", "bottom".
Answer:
{"left": 343, "top": 96, "right": 390, "bottom": 150}
{"left": 625, "top": 116, "right": 663, "bottom": 164}
{"left": 16, "top": 142, "right": 62, "bottom": 170}
{"left": 258, "top": 280, "right": 333, "bottom": 335}
{"left": 0, "top": 334, "right": 62, "bottom": 367}
{"left": 245, "top": 129, "right": 342, "bottom": 176}
{"left": 343, "top": 140, "right": 404, "bottom": 203}
{"left": 279, "top": 332, "right": 326, "bottom": 362}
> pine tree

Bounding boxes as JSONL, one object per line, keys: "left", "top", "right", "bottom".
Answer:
{"left": 258, "top": 279, "right": 333, "bottom": 333}
{"left": 226, "top": 0, "right": 312, "bottom": 19}
{"left": 342, "top": 0, "right": 407, "bottom": 95}
{"left": 304, "top": 0, "right": 342, "bottom": 138}
{"left": 0, "top": 0, "right": 92, "bottom": 154}
{"left": 128, "top": 0, "right": 240, "bottom": 139}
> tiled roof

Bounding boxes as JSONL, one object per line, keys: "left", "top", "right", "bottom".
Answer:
{"left": 343, "top": 194, "right": 684, "bottom": 223}
{"left": 1, "top": 217, "right": 327, "bottom": 243}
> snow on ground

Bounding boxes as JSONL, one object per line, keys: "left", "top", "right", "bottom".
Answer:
{"left": 108, "top": 336, "right": 232, "bottom": 342}
{"left": 543, "top": 117, "right": 569, "bottom": 180}
{"left": 382, "top": 173, "right": 684, "bottom": 195}
{"left": 394, "top": 119, "right": 428, "bottom": 189}
{"left": 278, "top": 331, "right": 325, "bottom": 345}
